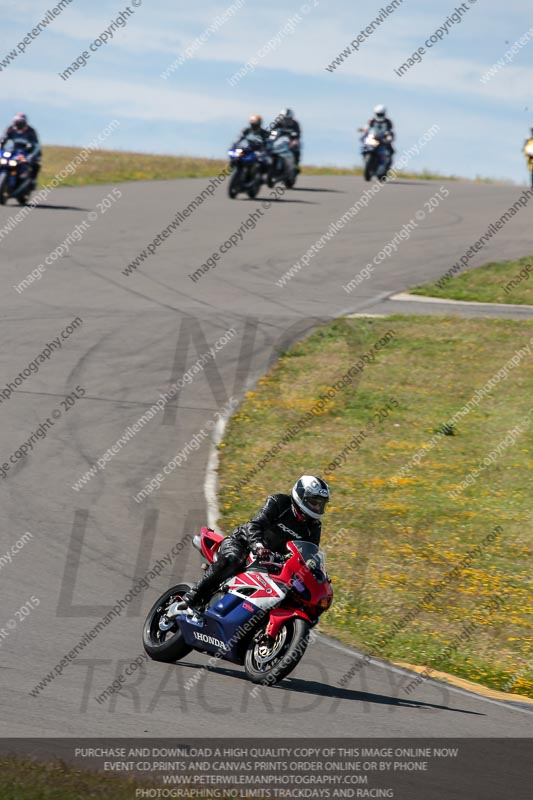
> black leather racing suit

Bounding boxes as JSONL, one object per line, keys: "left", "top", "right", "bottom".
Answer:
{"left": 186, "top": 494, "right": 321, "bottom": 607}
{"left": 234, "top": 125, "right": 270, "bottom": 147}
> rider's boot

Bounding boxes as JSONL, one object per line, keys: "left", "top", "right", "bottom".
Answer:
{"left": 175, "top": 561, "right": 230, "bottom": 613}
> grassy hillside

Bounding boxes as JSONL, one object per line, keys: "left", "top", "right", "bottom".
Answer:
{"left": 39, "top": 145, "right": 486, "bottom": 189}
{"left": 40, "top": 146, "right": 228, "bottom": 187}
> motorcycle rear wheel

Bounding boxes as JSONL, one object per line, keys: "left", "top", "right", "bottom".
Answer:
{"left": 143, "top": 583, "right": 193, "bottom": 662}
{"left": 244, "top": 618, "right": 310, "bottom": 685}
{"left": 284, "top": 172, "right": 297, "bottom": 189}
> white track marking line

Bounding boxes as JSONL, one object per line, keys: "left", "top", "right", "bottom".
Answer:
{"left": 390, "top": 292, "right": 533, "bottom": 310}
{"left": 317, "top": 633, "right": 533, "bottom": 716}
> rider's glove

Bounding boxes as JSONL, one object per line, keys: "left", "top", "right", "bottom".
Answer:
{"left": 252, "top": 545, "right": 276, "bottom": 565}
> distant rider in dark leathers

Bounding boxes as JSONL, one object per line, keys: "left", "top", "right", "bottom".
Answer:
{"left": 362, "top": 104, "right": 395, "bottom": 156}
{"left": 232, "top": 114, "right": 270, "bottom": 174}
{"left": 234, "top": 114, "right": 270, "bottom": 147}
{"left": 179, "top": 476, "right": 330, "bottom": 613}
{"left": 275, "top": 108, "right": 302, "bottom": 169}
{"left": 0, "top": 113, "right": 41, "bottom": 188}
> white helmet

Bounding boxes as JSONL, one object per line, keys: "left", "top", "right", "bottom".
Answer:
{"left": 280, "top": 108, "right": 294, "bottom": 120}
{"left": 292, "top": 475, "right": 330, "bottom": 520}
{"left": 374, "top": 104, "right": 386, "bottom": 118}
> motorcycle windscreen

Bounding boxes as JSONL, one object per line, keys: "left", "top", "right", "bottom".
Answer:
{"left": 289, "top": 541, "right": 327, "bottom": 576}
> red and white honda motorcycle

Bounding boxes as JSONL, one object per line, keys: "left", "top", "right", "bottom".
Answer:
{"left": 143, "top": 526, "right": 333, "bottom": 685}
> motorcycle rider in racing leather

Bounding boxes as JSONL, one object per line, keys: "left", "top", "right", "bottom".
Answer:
{"left": 275, "top": 108, "right": 302, "bottom": 169}
{"left": 235, "top": 114, "right": 270, "bottom": 147}
{"left": 0, "top": 113, "right": 41, "bottom": 189}
{"left": 362, "top": 104, "right": 395, "bottom": 156}
{"left": 233, "top": 114, "right": 271, "bottom": 174}
{"left": 178, "top": 476, "right": 330, "bottom": 613}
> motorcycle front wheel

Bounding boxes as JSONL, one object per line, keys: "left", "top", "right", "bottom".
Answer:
{"left": 244, "top": 618, "right": 310, "bottom": 685}
{"left": 267, "top": 158, "right": 280, "bottom": 188}
{"left": 247, "top": 171, "right": 262, "bottom": 199}
{"left": 143, "top": 584, "right": 193, "bottom": 663}
{"left": 228, "top": 168, "right": 241, "bottom": 199}
{"left": 364, "top": 156, "right": 374, "bottom": 182}
{"left": 0, "top": 173, "right": 7, "bottom": 204}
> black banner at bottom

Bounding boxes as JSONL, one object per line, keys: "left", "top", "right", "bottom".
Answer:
{"left": 0, "top": 738, "right": 531, "bottom": 799}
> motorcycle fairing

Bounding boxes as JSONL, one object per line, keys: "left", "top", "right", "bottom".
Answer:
{"left": 175, "top": 567, "right": 287, "bottom": 663}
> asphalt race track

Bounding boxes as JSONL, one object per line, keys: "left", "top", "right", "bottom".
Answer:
{"left": 1, "top": 174, "right": 532, "bottom": 738}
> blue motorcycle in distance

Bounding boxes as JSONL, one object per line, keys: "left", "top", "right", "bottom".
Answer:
{"left": 0, "top": 137, "right": 34, "bottom": 205}
{"left": 360, "top": 127, "right": 393, "bottom": 182}
{"left": 227, "top": 135, "right": 266, "bottom": 199}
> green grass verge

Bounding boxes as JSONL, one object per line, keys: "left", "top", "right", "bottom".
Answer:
{"left": 40, "top": 146, "right": 229, "bottom": 187}
{"left": 411, "top": 256, "right": 533, "bottom": 305}
{"left": 299, "top": 166, "right": 465, "bottom": 181}
{"left": 218, "top": 316, "right": 533, "bottom": 697}
{"left": 39, "top": 146, "right": 486, "bottom": 189}
{"left": 0, "top": 756, "right": 156, "bottom": 799}
{"left": 0, "top": 757, "right": 266, "bottom": 799}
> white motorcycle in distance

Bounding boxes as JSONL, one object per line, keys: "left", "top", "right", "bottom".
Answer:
{"left": 359, "top": 127, "right": 393, "bottom": 182}
{"left": 266, "top": 129, "right": 298, "bottom": 189}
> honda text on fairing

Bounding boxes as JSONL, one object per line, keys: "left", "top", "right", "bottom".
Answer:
{"left": 0, "top": 138, "right": 34, "bottom": 205}
{"left": 143, "top": 526, "right": 333, "bottom": 685}
{"left": 360, "top": 127, "right": 393, "bottom": 182}
{"left": 227, "top": 134, "right": 267, "bottom": 199}
{"left": 266, "top": 128, "right": 298, "bottom": 189}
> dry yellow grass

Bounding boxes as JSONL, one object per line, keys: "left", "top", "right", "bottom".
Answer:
{"left": 38, "top": 145, "right": 482, "bottom": 188}
{"left": 40, "top": 146, "right": 228, "bottom": 187}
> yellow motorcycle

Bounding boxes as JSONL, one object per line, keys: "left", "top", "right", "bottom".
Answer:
{"left": 524, "top": 138, "right": 533, "bottom": 187}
